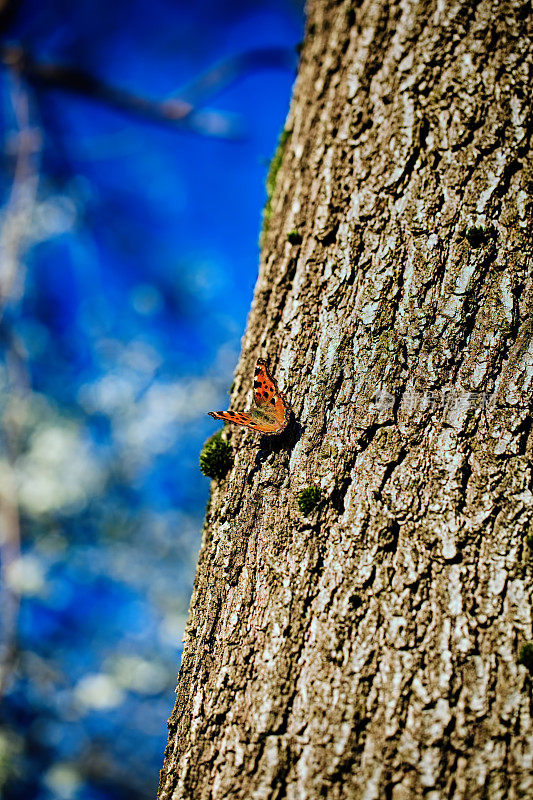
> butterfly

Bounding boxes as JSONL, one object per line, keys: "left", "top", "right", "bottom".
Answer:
{"left": 208, "top": 359, "right": 292, "bottom": 435}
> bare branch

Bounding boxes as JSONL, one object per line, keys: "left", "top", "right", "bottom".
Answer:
{"left": 0, "top": 44, "right": 297, "bottom": 139}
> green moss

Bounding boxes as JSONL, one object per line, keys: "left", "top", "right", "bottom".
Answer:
{"left": 287, "top": 229, "right": 303, "bottom": 245}
{"left": 297, "top": 485, "right": 321, "bottom": 516}
{"left": 199, "top": 432, "right": 233, "bottom": 479}
{"left": 525, "top": 533, "right": 533, "bottom": 551}
{"left": 262, "top": 128, "right": 291, "bottom": 237}
{"left": 518, "top": 642, "right": 533, "bottom": 673}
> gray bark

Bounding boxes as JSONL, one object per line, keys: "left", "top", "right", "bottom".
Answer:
{"left": 158, "top": 0, "right": 533, "bottom": 797}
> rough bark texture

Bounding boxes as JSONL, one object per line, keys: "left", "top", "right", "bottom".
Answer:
{"left": 158, "top": 1, "right": 533, "bottom": 798}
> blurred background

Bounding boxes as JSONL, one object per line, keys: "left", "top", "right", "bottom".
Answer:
{"left": 0, "top": 1, "right": 303, "bottom": 797}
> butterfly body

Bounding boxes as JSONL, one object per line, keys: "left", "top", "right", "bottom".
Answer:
{"left": 208, "top": 359, "right": 292, "bottom": 435}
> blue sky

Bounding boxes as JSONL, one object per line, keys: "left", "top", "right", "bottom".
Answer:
{"left": 0, "top": 1, "right": 303, "bottom": 797}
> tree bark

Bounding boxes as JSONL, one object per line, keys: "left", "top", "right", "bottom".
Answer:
{"left": 158, "top": 0, "right": 533, "bottom": 798}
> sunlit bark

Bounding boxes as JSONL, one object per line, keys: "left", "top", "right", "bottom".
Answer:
{"left": 159, "top": 1, "right": 533, "bottom": 797}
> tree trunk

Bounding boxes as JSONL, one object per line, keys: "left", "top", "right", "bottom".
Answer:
{"left": 158, "top": 0, "right": 533, "bottom": 797}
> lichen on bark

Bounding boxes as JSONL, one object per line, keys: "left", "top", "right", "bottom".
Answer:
{"left": 159, "top": 1, "right": 533, "bottom": 798}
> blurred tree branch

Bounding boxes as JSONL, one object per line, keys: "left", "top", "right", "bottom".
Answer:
{"left": 0, "top": 69, "right": 40, "bottom": 314}
{"left": 0, "top": 451, "right": 22, "bottom": 698}
{"left": 0, "top": 44, "right": 297, "bottom": 139}
{"left": 0, "top": 69, "right": 39, "bottom": 699}
{"left": 0, "top": 0, "right": 22, "bottom": 37}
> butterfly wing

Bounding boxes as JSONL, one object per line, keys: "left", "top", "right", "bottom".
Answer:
{"left": 207, "top": 410, "right": 276, "bottom": 433}
{"left": 251, "top": 359, "right": 291, "bottom": 434}
{"left": 208, "top": 359, "right": 292, "bottom": 435}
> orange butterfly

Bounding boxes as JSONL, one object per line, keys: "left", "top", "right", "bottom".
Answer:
{"left": 208, "top": 359, "right": 292, "bottom": 435}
